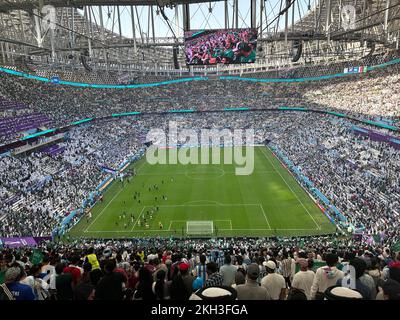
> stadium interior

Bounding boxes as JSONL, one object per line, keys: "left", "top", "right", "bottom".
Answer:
{"left": 0, "top": 0, "right": 400, "bottom": 303}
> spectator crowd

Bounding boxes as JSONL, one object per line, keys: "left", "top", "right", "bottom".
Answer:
{"left": 1, "top": 237, "right": 399, "bottom": 300}
{"left": 0, "top": 119, "right": 142, "bottom": 237}
{"left": 0, "top": 55, "right": 399, "bottom": 302}
{"left": 0, "top": 60, "right": 399, "bottom": 145}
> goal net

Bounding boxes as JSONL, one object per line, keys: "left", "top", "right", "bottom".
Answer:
{"left": 186, "top": 221, "right": 214, "bottom": 236}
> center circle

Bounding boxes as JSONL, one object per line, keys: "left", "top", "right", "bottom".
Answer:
{"left": 184, "top": 166, "right": 225, "bottom": 180}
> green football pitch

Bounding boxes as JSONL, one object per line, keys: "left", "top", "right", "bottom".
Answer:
{"left": 68, "top": 146, "right": 335, "bottom": 238}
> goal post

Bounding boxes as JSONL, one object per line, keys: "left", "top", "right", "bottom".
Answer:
{"left": 186, "top": 221, "right": 214, "bottom": 236}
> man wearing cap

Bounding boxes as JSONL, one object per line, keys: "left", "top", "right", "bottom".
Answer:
{"left": 179, "top": 262, "right": 195, "bottom": 294}
{"left": 237, "top": 42, "right": 256, "bottom": 63}
{"left": 236, "top": 263, "right": 270, "bottom": 300}
{"left": 292, "top": 258, "right": 315, "bottom": 300}
{"left": 260, "top": 260, "right": 286, "bottom": 300}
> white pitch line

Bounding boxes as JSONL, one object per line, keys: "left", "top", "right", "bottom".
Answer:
{"left": 167, "top": 219, "right": 232, "bottom": 231}
{"left": 218, "top": 228, "right": 318, "bottom": 231}
{"left": 135, "top": 170, "right": 276, "bottom": 176}
{"left": 168, "top": 220, "right": 187, "bottom": 231}
{"left": 258, "top": 204, "right": 272, "bottom": 230}
{"left": 85, "top": 157, "right": 148, "bottom": 233}
{"left": 153, "top": 203, "right": 262, "bottom": 208}
{"left": 84, "top": 187, "right": 125, "bottom": 232}
{"left": 215, "top": 219, "right": 233, "bottom": 230}
{"left": 260, "top": 147, "right": 321, "bottom": 230}
{"left": 83, "top": 228, "right": 320, "bottom": 233}
{"left": 134, "top": 158, "right": 148, "bottom": 175}
{"left": 130, "top": 206, "right": 147, "bottom": 231}
{"left": 274, "top": 228, "right": 320, "bottom": 231}
{"left": 85, "top": 230, "right": 176, "bottom": 233}
{"left": 136, "top": 172, "right": 187, "bottom": 176}
{"left": 183, "top": 200, "right": 223, "bottom": 205}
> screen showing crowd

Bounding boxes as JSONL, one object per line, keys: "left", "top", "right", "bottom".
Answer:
{"left": 184, "top": 28, "right": 258, "bottom": 65}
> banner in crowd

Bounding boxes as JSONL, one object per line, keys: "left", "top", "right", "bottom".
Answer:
{"left": 344, "top": 66, "right": 368, "bottom": 74}
{"left": 30, "top": 248, "right": 44, "bottom": 264}
{"left": 51, "top": 76, "right": 60, "bottom": 84}
{"left": 33, "top": 236, "right": 52, "bottom": 244}
{"left": 0, "top": 237, "right": 37, "bottom": 248}
{"left": 351, "top": 125, "right": 400, "bottom": 150}
{"left": 100, "top": 165, "right": 117, "bottom": 174}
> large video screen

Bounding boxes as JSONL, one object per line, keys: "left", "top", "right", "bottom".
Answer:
{"left": 184, "top": 28, "right": 258, "bottom": 65}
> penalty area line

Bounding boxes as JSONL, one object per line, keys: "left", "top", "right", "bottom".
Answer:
{"left": 260, "top": 147, "right": 321, "bottom": 230}
{"left": 84, "top": 187, "right": 124, "bottom": 233}
{"left": 84, "top": 227, "right": 320, "bottom": 233}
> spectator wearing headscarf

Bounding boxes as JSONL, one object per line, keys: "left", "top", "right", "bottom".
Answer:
{"left": 291, "top": 258, "right": 315, "bottom": 300}
{"left": 310, "top": 253, "right": 344, "bottom": 300}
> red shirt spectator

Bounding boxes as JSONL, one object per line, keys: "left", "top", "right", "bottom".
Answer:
{"left": 63, "top": 256, "right": 82, "bottom": 285}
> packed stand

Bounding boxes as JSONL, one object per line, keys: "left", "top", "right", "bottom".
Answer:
{"left": 1, "top": 111, "right": 399, "bottom": 243}
{"left": 0, "top": 119, "right": 142, "bottom": 237}
{"left": 1, "top": 61, "right": 399, "bottom": 147}
{"left": 1, "top": 236, "right": 399, "bottom": 300}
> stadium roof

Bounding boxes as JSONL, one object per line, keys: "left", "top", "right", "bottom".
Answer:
{"left": 0, "top": 0, "right": 225, "bottom": 11}
{"left": 0, "top": 0, "right": 399, "bottom": 72}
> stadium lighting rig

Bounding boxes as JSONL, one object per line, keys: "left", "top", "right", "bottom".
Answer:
{"left": 0, "top": 0, "right": 398, "bottom": 73}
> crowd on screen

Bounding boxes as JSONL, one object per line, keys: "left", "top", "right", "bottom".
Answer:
{"left": 185, "top": 29, "right": 258, "bottom": 65}
{"left": 1, "top": 236, "right": 399, "bottom": 300}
